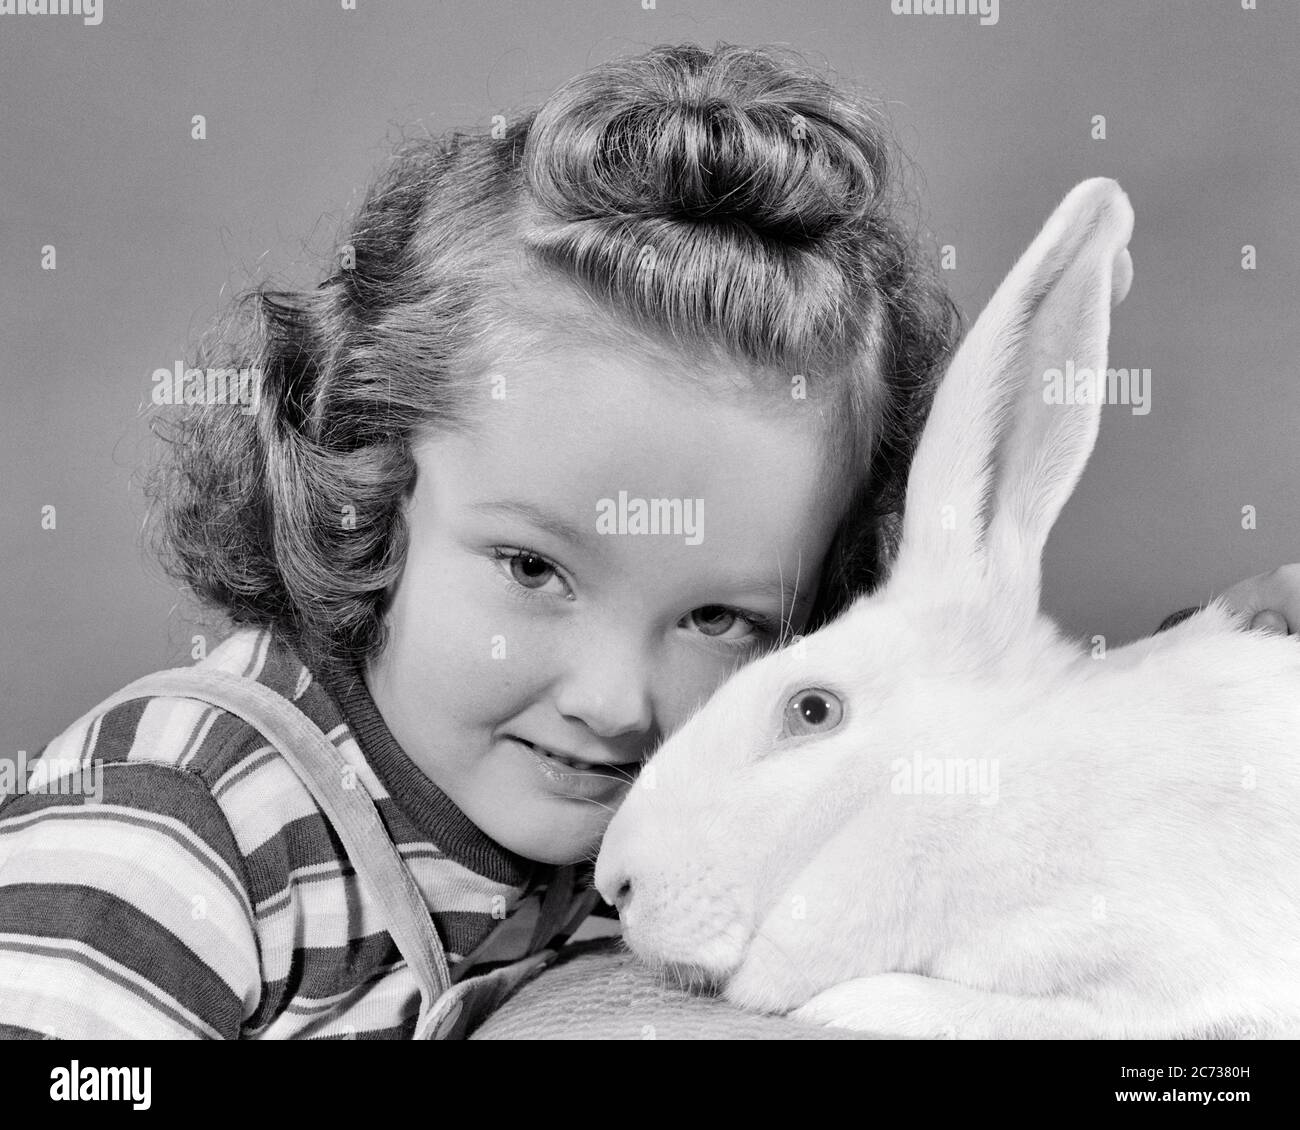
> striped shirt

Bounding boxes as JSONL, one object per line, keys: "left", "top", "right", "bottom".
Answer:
{"left": 0, "top": 627, "right": 571, "bottom": 1039}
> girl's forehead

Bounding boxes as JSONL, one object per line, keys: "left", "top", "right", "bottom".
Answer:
{"left": 431, "top": 339, "right": 855, "bottom": 561}
{"left": 478, "top": 337, "right": 830, "bottom": 472}
{"left": 453, "top": 291, "right": 862, "bottom": 519}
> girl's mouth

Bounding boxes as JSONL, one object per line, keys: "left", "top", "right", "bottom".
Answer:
{"left": 508, "top": 737, "right": 635, "bottom": 797}
{"left": 515, "top": 737, "right": 623, "bottom": 775}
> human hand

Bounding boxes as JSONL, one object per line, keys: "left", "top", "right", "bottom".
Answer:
{"left": 1217, "top": 564, "right": 1300, "bottom": 634}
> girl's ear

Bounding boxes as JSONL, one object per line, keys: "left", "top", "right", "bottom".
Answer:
{"left": 895, "top": 178, "right": 1135, "bottom": 608}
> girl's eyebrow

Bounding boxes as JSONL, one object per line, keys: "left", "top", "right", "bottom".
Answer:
{"left": 469, "top": 499, "right": 589, "bottom": 546}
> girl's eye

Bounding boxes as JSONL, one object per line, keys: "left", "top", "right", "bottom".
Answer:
{"left": 685, "top": 604, "right": 773, "bottom": 646}
{"left": 491, "top": 548, "right": 571, "bottom": 598}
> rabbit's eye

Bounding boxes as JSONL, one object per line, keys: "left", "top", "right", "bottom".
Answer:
{"left": 782, "top": 688, "right": 844, "bottom": 737}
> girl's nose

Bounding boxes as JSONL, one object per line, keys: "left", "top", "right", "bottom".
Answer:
{"left": 553, "top": 644, "right": 655, "bottom": 740}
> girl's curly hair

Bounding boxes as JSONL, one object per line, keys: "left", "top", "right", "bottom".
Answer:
{"left": 146, "top": 41, "right": 960, "bottom": 675}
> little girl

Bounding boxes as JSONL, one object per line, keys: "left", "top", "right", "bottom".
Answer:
{"left": 1, "top": 42, "right": 1294, "bottom": 1040}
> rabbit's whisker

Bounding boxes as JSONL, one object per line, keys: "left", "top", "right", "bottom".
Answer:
{"left": 556, "top": 794, "right": 620, "bottom": 815}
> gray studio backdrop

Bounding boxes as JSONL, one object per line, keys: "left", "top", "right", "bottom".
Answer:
{"left": 2, "top": 0, "right": 1297, "bottom": 760}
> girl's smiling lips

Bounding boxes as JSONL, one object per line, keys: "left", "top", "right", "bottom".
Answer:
{"left": 505, "top": 736, "right": 640, "bottom": 798}
{"left": 510, "top": 735, "right": 637, "bottom": 773}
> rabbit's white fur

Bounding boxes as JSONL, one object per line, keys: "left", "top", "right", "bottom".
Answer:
{"left": 594, "top": 179, "right": 1300, "bottom": 1038}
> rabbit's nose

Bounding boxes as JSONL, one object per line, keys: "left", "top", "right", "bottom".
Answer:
{"left": 594, "top": 863, "right": 633, "bottom": 914}
{"left": 605, "top": 877, "right": 633, "bottom": 915}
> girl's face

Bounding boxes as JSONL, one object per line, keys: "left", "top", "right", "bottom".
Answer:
{"left": 366, "top": 337, "right": 852, "bottom": 865}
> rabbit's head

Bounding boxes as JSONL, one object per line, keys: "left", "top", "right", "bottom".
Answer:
{"left": 594, "top": 178, "right": 1135, "bottom": 1012}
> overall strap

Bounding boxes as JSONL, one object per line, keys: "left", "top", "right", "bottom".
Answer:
{"left": 88, "top": 666, "right": 454, "bottom": 1027}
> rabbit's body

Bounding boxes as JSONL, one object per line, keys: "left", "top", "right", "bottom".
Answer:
{"left": 595, "top": 179, "right": 1300, "bottom": 1038}
{"left": 728, "top": 600, "right": 1300, "bottom": 1037}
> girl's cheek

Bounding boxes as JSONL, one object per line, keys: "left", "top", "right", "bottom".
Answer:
{"left": 451, "top": 568, "right": 563, "bottom": 704}
{"left": 651, "top": 644, "right": 756, "bottom": 735}
{"left": 384, "top": 554, "right": 517, "bottom": 714}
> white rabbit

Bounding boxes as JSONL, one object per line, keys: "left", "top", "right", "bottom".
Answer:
{"left": 594, "top": 178, "right": 1300, "bottom": 1039}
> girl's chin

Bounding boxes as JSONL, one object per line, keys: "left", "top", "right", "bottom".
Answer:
{"left": 479, "top": 782, "right": 619, "bottom": 866}
{"left": 422, "top": 738, "right": 631, "bottom": 867}
{"left": 472, "top": 738, "right": 630, "bottom": 864}
{"left": 490, "top": 817, "right": 607, "bottom": 867}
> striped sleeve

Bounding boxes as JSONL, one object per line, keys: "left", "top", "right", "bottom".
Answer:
{"left": 0, "top": 748, "right": 262, "bottom": 1039}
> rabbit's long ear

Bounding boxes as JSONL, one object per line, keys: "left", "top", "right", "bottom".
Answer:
{"left": 895, "top": 178, "right": 1134, "bottom": 608}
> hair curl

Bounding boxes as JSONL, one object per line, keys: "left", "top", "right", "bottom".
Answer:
{"left": 147, "top": 41, "right": 960, "bottom": 675}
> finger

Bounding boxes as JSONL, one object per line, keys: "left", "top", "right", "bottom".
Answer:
{"left": 1255, "top": 566, "right": 1300, "bottom": 633}
{"left": 1218, "top": 577, "right": 1267, "bottom": 619}
{"left": 1220, "top": 566, "right": 1300, "bottom": 633}
{"left": 1249, "top": 609, "right": 1290, "bottom": 635}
